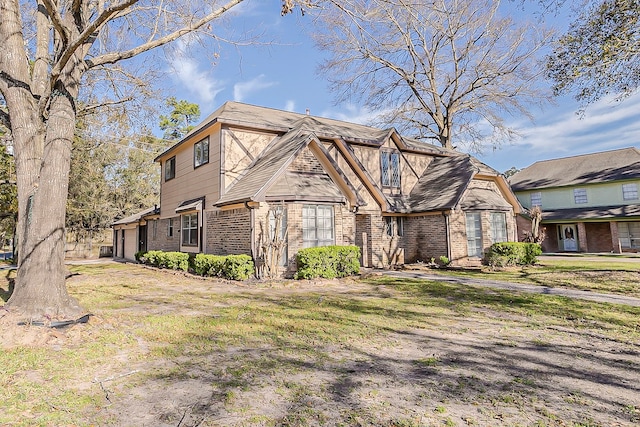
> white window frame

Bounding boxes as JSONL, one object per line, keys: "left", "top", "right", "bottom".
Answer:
{"left": 530, "top": 191, "right": 542, "bottom": 207}
{"left": 167, "top": 218, "right": 174, "bottom": 237}
{"left": 181, "top": 213, "right": 198, "bottom": 247}
{"left": 490, "top": 212, "right": 507, "bottom": 244}
{"left": 302, "top": 205, "right": 334, "bottom": 248}
{"left": 194, "top": 137, "right": 210, "bottom": 168}
{"left": 381, "top": 150, "right": 401, "bottom": 188}
{"left": 573, "top": 188, "right": 588, "bottom": 204}
{"left": 384, "top": 217, "right": 404, "bottom": 237}
{"left": 622, "top": 183, "right": 638, "bottom": 200}
{"left": 466, "top": 212, "right": 483, "bottom": 258}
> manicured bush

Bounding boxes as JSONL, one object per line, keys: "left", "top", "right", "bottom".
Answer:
{"left": 295, "top": 245, "right": 360, "bottom": 279}
{"left": 139, "top": 250, "right": 189, "bottom": 271}
{"left": 192, "top": 253, "right": 254, "bottom": 280}
{"left": 221, "top": 254, "right": 255, "bottom": 280}
{"left": 486, "top": 242, "right": 542, "bottom": 267}
{"left": 192, "top": 253, "right": 226, "bottom": 276}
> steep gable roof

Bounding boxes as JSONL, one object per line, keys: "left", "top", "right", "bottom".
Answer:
{"left": 404, "top": 155, "right": 477, "bottom": 212}
{"left": 214, "top": 127, "right": 313, "bottom": 206}
{"left": 510, "top": 147, "right": 640, "bottom": 191}
{"left": 157, "top": 101, "right": 454, "bottom": 161}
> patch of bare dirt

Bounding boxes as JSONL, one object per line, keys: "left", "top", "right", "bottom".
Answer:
{"left": 3, "top": 264, "right": 640, "bottom": 426}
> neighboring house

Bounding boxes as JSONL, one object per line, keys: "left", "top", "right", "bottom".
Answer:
{"left": 114, "top": 101, "right": 520, "bottom": 268}
{"left": 112, "top": 206, "right": 159, "bottom": 261}
{"left": 509, "top": 147, "right": 640, "bottom": 253}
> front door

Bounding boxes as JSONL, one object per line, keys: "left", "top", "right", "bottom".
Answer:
{"left": 558, "top": 224, "right": 578, "bottom": 252}
{"left": 139, "top": 225, "right": 147, "bottom": 253}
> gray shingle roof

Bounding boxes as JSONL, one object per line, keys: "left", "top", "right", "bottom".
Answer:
{"left": 157, "top": 101, "right": 453, "bottom": 161}
{"left": 541, "top": 204, "right": 640, "bottom": 221}
{"left": 403, "top": 156, "right": 477, "bottom": 212}
{"left": 112, "top": 206, "right": 158, "bottom": 226}
{"left": 509, "top": 147, "right": 640, "bottom": 191}
{"left": 214, "top": 127, "right": 315, "bottom": 206}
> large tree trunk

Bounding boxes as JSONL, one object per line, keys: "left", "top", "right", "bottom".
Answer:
{"left": 3, "top": 0, "right": 84, "bottom": 319}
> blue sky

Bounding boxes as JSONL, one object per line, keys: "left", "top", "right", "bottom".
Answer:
{"left": 159, "top": 0, "right": 639, "bottom": 173}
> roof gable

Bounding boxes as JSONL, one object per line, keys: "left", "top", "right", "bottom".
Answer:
{"left": 510, "top": 147, "right": 640, "bottom": 191}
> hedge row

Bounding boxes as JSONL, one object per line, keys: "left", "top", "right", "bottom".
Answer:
{"left": 486, "top": 242, "right": 541, "bottom": 267}
{"left": 136, "top": 251, "right": 254, "bottom": 280}
{"left": 192, "top": 253, "right": 254, "bottom": 280}
{"left": 295, "top": 245, "right": 360, "bottom": 279}
{"left": 138, "top": 250, "right": 189, "bottom": 271}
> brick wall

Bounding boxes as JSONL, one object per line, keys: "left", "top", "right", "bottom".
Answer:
{"left": 289, "top": 147, "right": 325, "bottom": 174}
{"left": 405, "top": 215, "right": 448, "bottom": 263}
{"left": 147, "top": 218, "right": 180, "bottom": 252}
{"left": 206, "top": 208, "right": 252, "bottom": 255}
{"left": 585, "top": 222, "right": 614, "bottom": 252}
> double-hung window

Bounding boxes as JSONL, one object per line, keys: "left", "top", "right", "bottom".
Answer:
{"left": 165, "top": 156, "right": 176, "bottom": 181}
{"left": 573, "top": 188, "right": 587, "bottom": 204}
{"left": 302, "top": 205, "right": 334, "bottom": 248}
{"left": 181, "top": 213, "right": 198, "bottom": 246}
{"left": 530, "top": 192, "right": 542, "bottom": 207}
{"left": 194, "top": 137, "right": 209, "bottom": 168}
{"left": 384, "top": 217, "right": 404, "bottom": 237}
{"left": 466, "top": 212, "right": 483, "bottom": 257}
{"left": 623, "top": 183, "right": 638, "bottom": 200}
{"left": 167, "top": 218, "right": 174, "bottom": 237}
{"left": 490, "top": 212, "right": 507, "bottom": 244}
{"left": 381, "top": 151, "right": 400, "bottom": 188}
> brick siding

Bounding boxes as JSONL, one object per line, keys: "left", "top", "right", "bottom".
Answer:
{"left": 206, "top": 208, "right": 252, "bottom": 255}
{"left": 147, "top": 218, "right": 180, "bottom": 252}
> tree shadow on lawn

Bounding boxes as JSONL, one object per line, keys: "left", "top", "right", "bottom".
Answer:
{"left": 102, "top": 278, "right": 640, "bottom": 426}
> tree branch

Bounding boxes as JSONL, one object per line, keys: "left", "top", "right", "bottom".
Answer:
{"left": 78, "top": 97, "right": 134, "bottom": 117}
{"left": 40, "top": 0, "right": 71, "bottom": 46}
{"left": 0, "top": 108, "right": 11, "bottom": 131}
{"left": 88, "top": 0, "right": 245, "bottom": 68}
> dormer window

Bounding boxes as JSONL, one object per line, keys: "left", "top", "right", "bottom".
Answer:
{"left": 381, "top": 150, "right": 400, "bottom": 188}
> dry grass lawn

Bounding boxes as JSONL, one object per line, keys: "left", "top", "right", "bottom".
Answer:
{"left": 1, "top": 261, "right": 639, "bottom": 426}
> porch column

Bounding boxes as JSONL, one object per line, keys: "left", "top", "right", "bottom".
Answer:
{"left": 577, "top": 222, "right": 588, "bottom": 252}
{"left": 610, "top": 221, "right": 621, "bottom": 253}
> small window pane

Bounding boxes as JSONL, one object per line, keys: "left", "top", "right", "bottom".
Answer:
{"left": 466, "top": 212, "right": 483, "bottom": 257}
{"left": 181, "top": 213, "right": 198, "bottom": 246}
{"left": 623, "top": 183, "right": 638, "bottom": 200}
{"left": 573, "top": 188, "right": 587, "bottom": 204}
{"left": 381, "top": 152, "right": 390, "bottom": 186}
{"left": 385, "top": 217, "right": 393, "bottom": 236}
{"left": 530, "top": 192, "right": 541, "bottom": 207}
{"left": 165, "top": 157, "right": 176, "bottom": 181}
{"left": 390, "top": 152, "right": 400, "bottom": 188}
{"left": 194, "top": 137, "right": 209, "bottom": 167}
{"left": 490, "top": 212, "right": 507, "bottom": 243}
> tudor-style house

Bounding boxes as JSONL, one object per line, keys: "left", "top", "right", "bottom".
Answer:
{"left": 114, "top": 101, "right": 521, "bottom": 268}
{"left": 510, "top": 147, "right": 640, "bottom": 253}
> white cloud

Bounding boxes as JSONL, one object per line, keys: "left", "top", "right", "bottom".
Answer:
{"left": 284, "top": 100, "right": 296, "bottom": 112}
{"left": 167, "top": 39, "right": 225, "bottom": 107}
{"left": 321, "top": 104, "right": 388, "bottom": 126}
{"left": 233, "top": 75, "right": 277, "bottom": 102}
{"left": 510, "top": 92, "right": 640, "bottom": 156}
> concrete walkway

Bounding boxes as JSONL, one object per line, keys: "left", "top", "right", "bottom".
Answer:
{"left": 379, "top": 269, "right": 640, "bottom": 307}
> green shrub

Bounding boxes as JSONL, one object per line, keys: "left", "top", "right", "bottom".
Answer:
{"left": 192, "top": 253, "right": 254, "bottom": 280}
{"left": 134, "top": 250, "right": 147, "bottom": 263}
{"left": 139, "top": 250, "right": 188, "bottom": 271}
{"left": 295, "top": 245, "right": 360, "bottom": 279}
{"left": 222, "top": 254, "right": 255, "bottom": 280}
{"left": 486, "top": 242, "right": 541, "bottom": 267}
{"left": 192, "top": 253, "right": 226, "bottom": 276}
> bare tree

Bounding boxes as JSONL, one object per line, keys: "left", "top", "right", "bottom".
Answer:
{"left": 0, "top": 0, "right": 308, "bottom": 320}
{"left": 314, "top": 0, "right": 554, "bottom": 151}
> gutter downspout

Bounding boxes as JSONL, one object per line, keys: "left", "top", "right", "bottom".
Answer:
{"left": 444, "top": 211, "right": 452, "bottom": 261}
